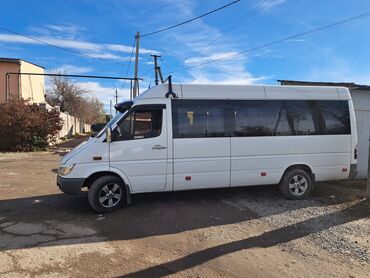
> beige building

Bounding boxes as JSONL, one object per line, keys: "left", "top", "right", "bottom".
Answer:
{"left": 0, "top": 58, "right": 46, "bottom": 104}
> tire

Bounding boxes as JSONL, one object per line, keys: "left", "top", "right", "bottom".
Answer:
{"left": 88, "top": 175, "right": 126, "bottom": 213}
{"left": 279, "top": 168, "right": 313, "bottom": 200}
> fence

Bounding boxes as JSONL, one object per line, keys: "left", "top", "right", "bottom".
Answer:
{"left": 41, "top": 103, "right": 91, "bottom": 140}
{"left": 58, "top": 111, "right": 91, "bottom": 139}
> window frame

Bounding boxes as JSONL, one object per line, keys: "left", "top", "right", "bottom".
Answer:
{"left": 112, "top": 104, "right": 165, "bottom": 141}
{"left": 171, "top": 99, "right": 231, "bottom": 138}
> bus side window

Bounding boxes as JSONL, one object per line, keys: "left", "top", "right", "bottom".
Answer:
{"left": 114, "top": 108, "right": 163, "bottom": 141}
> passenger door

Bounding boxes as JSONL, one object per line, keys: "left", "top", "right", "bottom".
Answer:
{"left": 109, "top": 104, "right": 168, "bottom": 193}
{"left": 172, "top": 100, "right": 231, "bottom": 190}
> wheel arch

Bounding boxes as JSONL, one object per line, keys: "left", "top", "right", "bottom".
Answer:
{"left": 280, "top": 164, "right": 315, "bottom": 183}
{"left": 83, "top": 170, "right": 132, "bottom": 204}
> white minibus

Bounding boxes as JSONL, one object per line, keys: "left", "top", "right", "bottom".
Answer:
{"left": 57, "top": 84, "right": 358, "bottom": 212}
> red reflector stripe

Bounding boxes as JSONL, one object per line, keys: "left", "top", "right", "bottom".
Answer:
{"left": 261, "top": 172, "right": 267, "bottom": 176}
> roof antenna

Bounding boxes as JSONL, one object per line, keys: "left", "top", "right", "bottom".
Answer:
{"left": 165, "top": 75, "right": 177, "bottom": 98}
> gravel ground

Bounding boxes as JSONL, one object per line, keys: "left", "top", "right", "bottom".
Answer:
{"left": 0, "top": 152, "right": 32, "bottom": 162}
{"left": 220, "top": 187, "right": 369, "bottom": 263}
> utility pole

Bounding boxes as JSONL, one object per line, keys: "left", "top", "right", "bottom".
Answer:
{"left": 150, "top": 54, "right": 161, "bottom": 85}
{"left": 109, "top": 100, "right": 112, "bottom": 120}
{"left": 115, "top": 89, "right": 118, "bottom": 105}
{"left": 133, "top": 31, "right": 140, "bottom": 98}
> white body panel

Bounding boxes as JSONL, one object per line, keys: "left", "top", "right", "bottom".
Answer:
{"left": 60, "top": 83, "right": 357, "bottom": 195}
{"left": 230, "top": 135, "right": 350, "bottom": 187}
{"left": 173, "top": 138, "right": 230, "bottom": 190}
{"left": 109, "top": 99, "right": 169, "bottom": 193}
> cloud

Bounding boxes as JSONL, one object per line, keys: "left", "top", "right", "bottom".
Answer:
{"left": 186, "top": 58, "right": 271, "bottom": 85}
{"left": 77, "top": 81, "right": 131, "bottom": 100}
{"left": 144, "top": 0, "right": 279, "bottom": 85}
{"left": 84, "top": 53, "right": 132, "bottom": 61}
{"left": 28, "top": 24, "right": 85, "bottom": 39}
{"left": 307, "top": 56, "right": 370, "bottom": 84}
{"left": 106, "top": 44, "right": 156, "bottom": 55}
{"left": 0, "top": 32, "right": 158, "bottom": 62}
{"left": 48, "top": 64, "right": 93, "bottom": 74}
{"left": 184, "top": 51, "right": 239, "bottom": 64}
{"left": 190, "top": 76, "right": 270, "bottom": 85}
{"left": 45, "top": 24, "right": 83, "bottom": 35}
{"left": 260, "top": 0, "right": 287, "bottom": 11}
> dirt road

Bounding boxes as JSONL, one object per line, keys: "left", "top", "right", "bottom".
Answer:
{"left": 0, "top": 150, "right": 369, "bottom": 277}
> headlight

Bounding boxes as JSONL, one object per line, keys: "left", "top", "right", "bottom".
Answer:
{"left": 58, "top": 164, "right": 75, "bottom": 176}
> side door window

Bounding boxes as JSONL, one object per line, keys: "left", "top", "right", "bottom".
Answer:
{"left": 113, "top": 108, "right": 163, "bottom": 141}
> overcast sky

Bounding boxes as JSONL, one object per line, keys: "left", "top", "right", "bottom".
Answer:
{"left": 1, "top": 0, "right": 370, "bottom": 110}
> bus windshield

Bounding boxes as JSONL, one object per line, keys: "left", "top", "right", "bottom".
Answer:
{"left": 95, "top": 112, "right": 124, "bottom": 138}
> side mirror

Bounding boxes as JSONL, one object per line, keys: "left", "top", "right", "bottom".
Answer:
{"left": 106, "top": 127, "right": 112, "bottom": 143}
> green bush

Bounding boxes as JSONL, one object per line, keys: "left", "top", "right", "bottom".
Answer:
{"left": 0, "top": 99, "right": 63, "bottom": 151}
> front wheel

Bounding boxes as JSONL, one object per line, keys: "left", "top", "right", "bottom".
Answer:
{"left": 279, "top": 169, "right": 313, "bottom": 199}
{"left": 88, "top": 176, "right": 126, "bottom": 213}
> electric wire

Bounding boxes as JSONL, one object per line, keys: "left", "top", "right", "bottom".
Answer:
{"left": 195, "top": 1, "right": 266, "bottom": 53}
{"left": 140, "top": 0, "right": 241, "bottom": 37}
{"left": 168, "top": 11, "right": 370, "bottom": 74}
{"left": 0, "top": 25, "right": 127, "bottom": 65}
{"left": 118, "top": 38, "right": 136, "bottom": 96}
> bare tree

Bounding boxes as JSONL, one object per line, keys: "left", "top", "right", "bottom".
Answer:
{"left": 46, "top": 75, "right": 105, "bottom": 124}
{"left": 79, "top": 97, "right": 105, "bottom": 124}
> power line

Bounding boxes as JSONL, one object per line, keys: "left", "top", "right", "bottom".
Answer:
{"left": 124, "top": 38, "right": 136, "bottom": 78}
{"left": 169, "top": 11, "right": 370, "bottom": 74}
{"left": 139, "top": 1, "right": 261, "bottom": 77}
{"left": 0, "top": 26, "right": 86, "bottom": 56}
{"left": 140, "top": 0, "right": 241, "bottom": 37}
{"left": 139, "top": 67, "right": 153, "bottom": 79}
{"left": 118, "top": 38, "right": 136, "bottom": 97}
{"left": 0, "top": 25, "right": 127, "bottom": 65}
{"left": 195, "top": 2, "right": 266, "bottom": 53}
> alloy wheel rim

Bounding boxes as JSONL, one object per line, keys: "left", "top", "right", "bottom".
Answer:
{"left": 288, "top": 175, "right": 308, "bottom": 196}
{"left": 98, "top": 183, "right": 122, "bottom": 208}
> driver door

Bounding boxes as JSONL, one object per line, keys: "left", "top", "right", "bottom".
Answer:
{"left": 109, "top": 104, "right": 168, "bottom": 193}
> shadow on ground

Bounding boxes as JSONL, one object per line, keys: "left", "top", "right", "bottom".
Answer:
{"left": 120, "top": 197, "right": 369, "bottom": 278}
{"left": 1, "top": 182, "right": 368, "bottom": 257}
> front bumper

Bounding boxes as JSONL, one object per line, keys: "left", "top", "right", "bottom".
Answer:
{"left": 57, "top": 175, "right": 84, "bottom": 195}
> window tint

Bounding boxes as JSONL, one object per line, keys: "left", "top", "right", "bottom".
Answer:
{"left": 285, "top": 100, "right": 316, "bottom": 135}
{"left": 113, "top": 108, "right": 163, "bottom": 141}
{"left": 234, "top": 100, "right": 292, "bottom": 136}
{"left": 172, "top": 99, "right": 350, "bottom": 138}
{"left": 320, "top": 101, "right": 350, "bottom": 134}
{"left": 172, "top": 100, "right": 228, "bottom": 138}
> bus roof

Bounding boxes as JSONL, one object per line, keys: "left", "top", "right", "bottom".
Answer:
{"left": 136, "top": 83, "right": 351, "bottom": 101}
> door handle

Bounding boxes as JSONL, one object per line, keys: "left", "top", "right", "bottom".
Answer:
{"left": 152, "top": 144, "right": 166, "bottom": 150}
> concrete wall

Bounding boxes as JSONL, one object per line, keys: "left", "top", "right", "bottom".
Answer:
{"left": 0, "top": 62, "right": 20, "bottom": 103}
{"left": 19, "top": 61, "right": 45, "bottom": 103}
{"left": 351, "top": 90, "right": 370, "bottom": 178}
{"left": 57, "top": 110, "right": 91, "bottom": 140}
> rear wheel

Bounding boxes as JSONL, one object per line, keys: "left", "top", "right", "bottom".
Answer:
{"left": 88, "top": 176, "right": 126, "bottom": 213}
{"left": 279, "top": 168, "right": 312, "bottom": 199}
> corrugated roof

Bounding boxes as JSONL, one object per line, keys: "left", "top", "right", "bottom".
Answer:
{"left": 277, "top": 80, "right": 370, "bottom": 91}
{"left": 0, "top": 57, "right": 45, "bottom": 69}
